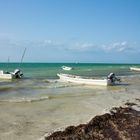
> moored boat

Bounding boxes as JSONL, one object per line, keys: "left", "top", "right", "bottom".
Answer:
{"left": 0, "top": 69, "right": 23, "bottom": 80}
{"left": 0, "top": 48, "right": 26, "bottom": 80}
{"left": 57, "top": 73, "right": 120, "bottom": 86}
{"left": 130, "top": 67, "right": 140, "bottom": 71}
{"left": 62, "top": 66, "right": 72, "bottom": 71}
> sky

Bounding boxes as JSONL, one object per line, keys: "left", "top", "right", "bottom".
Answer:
{"left": 0, "top": 0, "right": 140, "bottom": 63}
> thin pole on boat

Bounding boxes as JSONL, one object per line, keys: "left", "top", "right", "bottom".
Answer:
{"left": 19, "top": 48, "right": 26, "bottom": 67}
{"left": 7, "top": 56, "right": 10, "bottom": 72}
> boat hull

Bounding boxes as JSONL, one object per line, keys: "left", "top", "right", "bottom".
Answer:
{"left": 62, "top": 66, "right": 72, "bottom": 71}
{"left": 130, "top": 67, "right": 140, "bottom": 71}
{"left": 0, "top": 74, "right": 13, "bottom": 79}
{"left": 57, "top": 74, "right": 111, "bottom": 86}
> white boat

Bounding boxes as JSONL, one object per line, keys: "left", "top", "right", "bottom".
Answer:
{"left": 130, "top": 67, "right": 140, "bottom": 71}
{"left": 0, "top": 48, "right": 26, "bottom": 80}
{"left": 0, "top": 69, "right": 23, "bottom": 80}
{"left": 62, "top": 66, "right": 72, "bottom": 71}
{"left": 57, "top": 73, "right": 120, "bottom": 86}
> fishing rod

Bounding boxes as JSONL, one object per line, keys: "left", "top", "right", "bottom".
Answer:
{"left": 19, "top": 48, "right": 26, "bottom": 68}
{"left": 21, "top": 48, "right": 26, "bottom": 63}
{"left": 6, "top": 56, "right": 10, "bottom": 72}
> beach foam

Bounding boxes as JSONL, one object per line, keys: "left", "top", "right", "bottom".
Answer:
{"left": 0, "top": 96, "right": 49, "bottom": 103}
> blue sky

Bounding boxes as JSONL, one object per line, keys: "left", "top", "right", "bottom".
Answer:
{"left": 0, "top": 0, "right": 140, "bottom": 63}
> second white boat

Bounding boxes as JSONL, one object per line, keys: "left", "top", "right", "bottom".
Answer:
{"left": 62, "top": 66, "right": 72, "bottom": 71}
{"left": 130, "top": 67, "right": 140, "bottom": 71}
{"left": 57, "top": 73, "right": 120, "bottom": 86}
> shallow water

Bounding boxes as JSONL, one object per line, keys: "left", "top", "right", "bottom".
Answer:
{"left": 0, "top": 63, "right": 140, "bottom": 140}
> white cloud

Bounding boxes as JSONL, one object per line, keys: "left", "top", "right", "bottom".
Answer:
{"left": 44, "top": 40, "right": 52, "bottom": 44}
{"left": 67, "top": 42, "right": 97, "bottom": 52}
{"left": 0, "top": 38, "right": 62, "bottom": 49}
{"left": 0, "top": 36, "right": 139, "bottom": 54}
{"left": 102, "top": 41, "right": 129, "bottom": 52}
{"left": 121, "top": 41, "right": 127, "bottom": 46}
{"left": 0, "top": 36, "right": 139, "bottom": 62}
{"left": 78, "top": 43, "right": 96, "bottom": 49}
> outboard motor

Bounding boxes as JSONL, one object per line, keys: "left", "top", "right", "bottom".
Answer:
{"left": 107, "top": 73, "right": 121, "bottom": 84}
{"left": 13, "top": 69, "right": 23, "bottom": 79}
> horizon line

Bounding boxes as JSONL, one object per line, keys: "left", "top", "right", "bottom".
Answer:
{"left": 0, "top": 62, "right": 140, "bottom": 65}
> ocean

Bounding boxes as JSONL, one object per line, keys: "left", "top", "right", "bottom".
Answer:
{"left": 0, "top": 63, "right": 140, "bottom": 140}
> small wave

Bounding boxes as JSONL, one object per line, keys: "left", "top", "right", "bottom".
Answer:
{"left": 120, "top": 74, "right": 140, "bottom": 78}
{"left": 0, "top": 87, "right": 13, "bottom": 92}
{"left": 87, "top": 69, "right": 92, "bottom": 71}
{"left": 39, "top": 127, "right": 66, "bottom": 140}
{"left": 53, "top": 84, "right": 77, "bottom": 89}
{"left": 120, "top": 66, "right": 127, "bottom": 69}
{"left": 0, "top": 96, "right": 49, "bottom": 103}
{"left": 45, "top": 80, "right": 79, "bottom": 89}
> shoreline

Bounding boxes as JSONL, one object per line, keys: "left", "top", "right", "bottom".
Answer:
{"left": 42, "top": 99, "right": 140, "bottom": 140}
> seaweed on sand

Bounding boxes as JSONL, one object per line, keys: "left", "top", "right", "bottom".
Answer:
{"left": 45, "top": 104, "right": 140, "bottom": 140}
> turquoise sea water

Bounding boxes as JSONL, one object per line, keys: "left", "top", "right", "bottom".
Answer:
{"left": 0, "top": 63, "right": 140, "bottom": 140}
{"left": 0, "top": 63, "right": 140, "bottom": 106}
{"left": 0, "top": 63, "right": 140, "bottom": 102}
{"left": 0, "top": 63, "right": 140, "bottom": 78}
